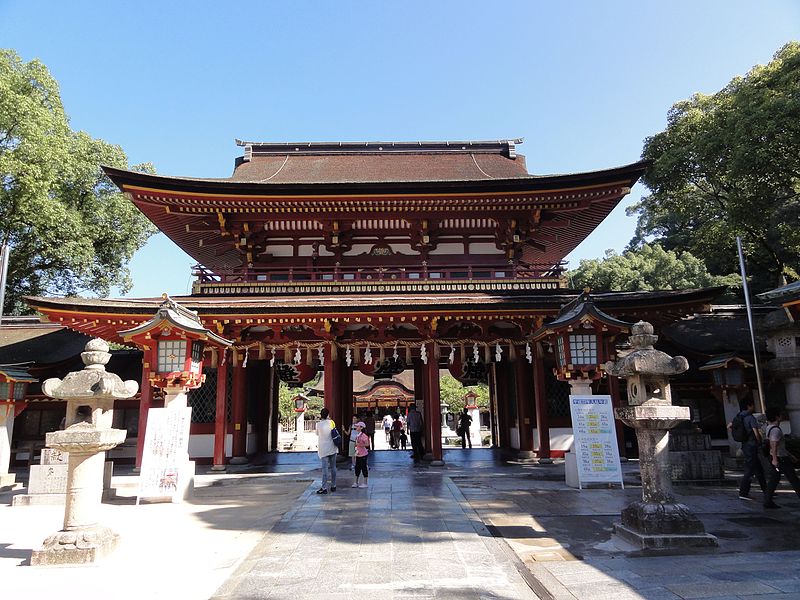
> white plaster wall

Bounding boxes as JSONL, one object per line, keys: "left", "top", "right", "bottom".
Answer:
{"left": 429, "top": 243, "right": 464, "bottom": 256}
{"left": 533, "top": 427, "right": 574, "bottom": 451}
{"left": 264, "top": 245, "right": 294, "bottom": 257}
{"left": 509, "top": 426, "right": 520, "bottom": 450}
{"left": 469, "top": 242, "right": 503, "bottom": 255}
{"left": 188, "top": 434, "right": 232, "bottom": 458}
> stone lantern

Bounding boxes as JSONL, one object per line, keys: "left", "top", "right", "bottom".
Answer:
{"left": 699, "top": 354, "right": 752, "bottom": 457}
{"left": 292, "top": 393, "right": 307, "bottom": 443}
{"left": 31, "top": 339, "right": 138, "bottom": 565}
{"left": 0, "top": 366, "right": 35, "bottom": 490}
{"left": 605, "top": 321, "right": 717, "bottom": 549}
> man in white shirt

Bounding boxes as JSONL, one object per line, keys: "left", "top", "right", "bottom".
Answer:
{"left": 315, "top": 408, "right": 338, "bottom": 494}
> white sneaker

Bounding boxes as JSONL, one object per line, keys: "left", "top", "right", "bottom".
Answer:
{"left": 358, "top": 483, "right": 368, "bottom": 488}
{"left": 351, "top": 482, "right": 359, "bottom": 488}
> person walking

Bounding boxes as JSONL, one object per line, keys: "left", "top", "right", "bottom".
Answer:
{"left": 382, "top": 413, "right": 393, "bottom": 443}
{"left": 315, "top": 408, "right": 337, "bottom": 494}
{"left": 731, "top": 399, "right": 766, "bottom": 500}
{"left": 457, "top": 408, "right": 473, "bottom": 449}
{"left": 390, "top": 414, "right": 403, "bottom": 449}
{"left": 762, "top": 407, "right": 800, "bottom": 509}
{"left": 351, "top": 421, "right": 370, "bottom": 489}
{"left": 406, "top": 403, "right": 425, "bottom": 464}
{"left": 344, "top": 415, "right": 359, "bottom": 470}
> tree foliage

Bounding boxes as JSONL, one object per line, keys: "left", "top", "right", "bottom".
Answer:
{"left": 569, "top": 243, "right": 740, "bottom": 292}
{"left": 630, "top": 42, "right": 800, "bottom": 293}
{"left": 439, "top": 372, "right": 489, "bottom": 415}
{"left": 0, "top": 49, "right": 156, "bottom": 314}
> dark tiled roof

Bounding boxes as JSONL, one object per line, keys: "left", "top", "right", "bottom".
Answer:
{"left": 231, "top": 153, "right": 530, "bottom": 183}
{"left": 231, "top": 139, "right": 529, "bottom": 183}
{"left": 0, "top": 324, "right": 92, "bottom": 365}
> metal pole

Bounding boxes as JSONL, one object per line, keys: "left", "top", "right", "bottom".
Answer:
{"left": 737, "top": 236, "right": 766, "bottom": 413}
{"left": 0, "top": 243, "right": 9, "bottom": 330}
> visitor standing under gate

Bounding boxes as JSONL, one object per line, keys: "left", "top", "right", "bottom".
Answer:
{"left": 316, "top": 408, "right": 337, "bottom": 494}
{"left": 406, "top": 403, "right": 425, "bottom": 463}
{"left": 457, "top": 408, "right": 473, "bottom": 449}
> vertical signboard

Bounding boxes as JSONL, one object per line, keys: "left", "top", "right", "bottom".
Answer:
{"left": 137, "top": 406, "right": 192, "bottom": 503}
{"left": 568, "top": 395, "right": 623, "bottom": 489}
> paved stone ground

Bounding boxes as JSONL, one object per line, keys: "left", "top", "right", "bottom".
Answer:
{"left": 212, "top": 460, "right": 538, "bottom": 600}
{"left": 5, "top": 448, "right": 800, "bottom": 600}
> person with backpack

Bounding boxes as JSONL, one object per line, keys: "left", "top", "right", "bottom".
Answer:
{"left": 761, "top": 407, "right": 800, "bottom": 509}
{"left": 315, "top": 407, "right": 338, "bottom": 494}
{"left": 730, "top": 399, "right": 766, "bottom": 501}
{"left": 457, "top": 408, "right": 473, "bottom": 449}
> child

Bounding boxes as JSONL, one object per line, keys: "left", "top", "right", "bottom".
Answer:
{"left": 351, "top": 421, "right": 370, "bottom": 489}
{"left": 399, "top": 429, "right": 408, "bottom": 450}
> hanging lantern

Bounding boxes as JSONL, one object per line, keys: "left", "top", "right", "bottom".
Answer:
{"left": 119, "top": 294, "right": 232, "bottom": 391}
{"left": 532, "top": 291, "right": 631, "bottom": 381}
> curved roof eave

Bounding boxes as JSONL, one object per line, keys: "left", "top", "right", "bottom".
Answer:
{"left": 101, "top": 160, "right": 650, "bottom": 196}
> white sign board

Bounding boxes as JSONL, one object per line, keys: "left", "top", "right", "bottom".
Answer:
{"left": 568, "top": 395, "right": 623, "bottom": 489}
{"left": 138, "top": 406, "right": 192, "bottom": 502}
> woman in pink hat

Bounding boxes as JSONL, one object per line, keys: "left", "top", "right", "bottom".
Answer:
{"left": 351, "top": 421, "right": 370, "bottom": 489}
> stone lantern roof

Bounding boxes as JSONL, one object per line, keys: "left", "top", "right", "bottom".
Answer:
{"left": 605, "top": 321, "right": 688, "bottom": 378}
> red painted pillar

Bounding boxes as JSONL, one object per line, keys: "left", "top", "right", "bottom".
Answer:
{"left": 213, "top": 356, "right": 228, "bottom": 469}
{"left": 424, "top": 343, "right": 443, "bottom": 463}
{"left": 269, "top": 368, "right": 279, "bottom": 452}
{"left": 413, "top": 358, "right": 426, "bottom": 454}
{"left": 496, "top": 363, "right": 514, "bottom": 450}
{"left": 231, "top": 355, "right": 248, "bottom": 463}
{"left": 533, "top": 343, "right": 551, "bottom": 459}
{"left": 135, "top": 363, "right": 152, "bottom": 470}
{"left": 515, "top": 354, "right": 535, "bottom": 459}
{"left": 488, "top": 365, "right": 503, "bottom": 448}
{"left": 324, "top": 343, "right": 344, "bottom": 453}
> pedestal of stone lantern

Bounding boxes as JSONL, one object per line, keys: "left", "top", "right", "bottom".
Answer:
{"left": 30, "top": 339, "right": 137, "bottom": 566}
{"left": 606, "top": 321, "right": 717, "bottom": 551}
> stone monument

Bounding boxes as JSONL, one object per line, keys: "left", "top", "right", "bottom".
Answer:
{"left": 30, "top": 338, "right": 137, "bottom": 565}
{"left": 605, "top": 321, "right": 717, "bottom": 550}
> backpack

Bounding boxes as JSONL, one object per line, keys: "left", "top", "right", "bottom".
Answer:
{"left": 761, "top": 425, "right": 780, "bottom": 458}
{"left": 731, "top": 412, "right": 749, "bottom": 443}
{"left": 330, "top": 424, "right": 342, "bottom": 448}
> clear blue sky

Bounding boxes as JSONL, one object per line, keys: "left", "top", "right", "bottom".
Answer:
{"left": 1, "top": 1, "right": 798, "bottom": 298}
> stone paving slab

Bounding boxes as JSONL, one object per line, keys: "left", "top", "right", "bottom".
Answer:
{"left": 212, "top": 467, "right": 539, "bottom": 600}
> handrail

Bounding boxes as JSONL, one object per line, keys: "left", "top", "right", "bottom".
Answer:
{"left": 192, "top": 262, "right": 565, "bottom": 285}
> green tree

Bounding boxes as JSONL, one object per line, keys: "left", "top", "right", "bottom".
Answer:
{"left": 569, "top": 243, "right": 739, "bottom": 292}
{"left": 630, "top": 42, "right": 800, "bottom": 293}
{"left": 439, "top": 372, "right": 489, "bottom": 415}
{"left": 0, "top": 49, "right": 156, "bottom": 314}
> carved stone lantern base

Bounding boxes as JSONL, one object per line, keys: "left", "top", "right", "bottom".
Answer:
{"left": 31, "top": 524, "right": 120, "bottom": 565}
{"left": 615, "top": 502, "right": 718, "bottom": 550}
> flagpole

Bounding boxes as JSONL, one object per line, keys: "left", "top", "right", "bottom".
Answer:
{"left": 737, "top": 236, "right": 766, "bottom": 413}
{"left": 0, "top": 243, "right": 9, "bottom": 331}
